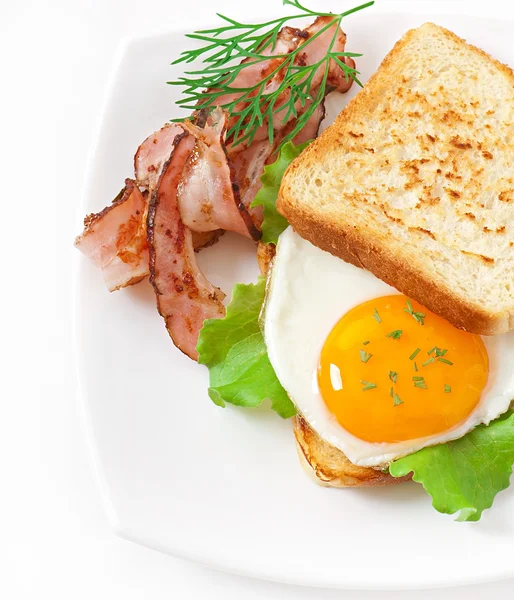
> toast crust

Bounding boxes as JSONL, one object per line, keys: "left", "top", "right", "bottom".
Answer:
{"left": 280, "top": 205, "right": 504, "bottom": 334}
{"left": 293, "top": 415, "right": 411, "bottom": 488}
{"left": 278, "top": 23, "right": 514, "bottom": 335}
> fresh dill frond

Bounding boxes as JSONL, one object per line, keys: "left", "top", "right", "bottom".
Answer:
{"left": 168, "top": 0, "right": 374, "bottom": 150}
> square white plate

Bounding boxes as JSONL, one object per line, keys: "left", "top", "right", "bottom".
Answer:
{"left": 76, "top": 0, "right": 514, "bottom": 589}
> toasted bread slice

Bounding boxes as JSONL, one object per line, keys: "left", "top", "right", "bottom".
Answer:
{"left": 257, "top": 242, "right": 409, "bottom": 487}
{"left": 278, "top": 23, "right": 514, "bottom": 335}
{"left": 293, "top": 416, "right": 411, "bottom": 487}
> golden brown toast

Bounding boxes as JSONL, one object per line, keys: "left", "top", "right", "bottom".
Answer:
{"left": 294, "top": 416, "right": 411, "bottom": 487}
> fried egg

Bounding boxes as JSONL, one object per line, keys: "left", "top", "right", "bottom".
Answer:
{"left": 263, "top": 227, "right": 514, "bottom": 467}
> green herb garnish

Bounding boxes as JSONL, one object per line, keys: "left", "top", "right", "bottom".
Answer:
{"left": 389, "top": 370, "right": 398, "bottom": 383}
{"left": 169, "top": 0, "right": 373, "bottom": 150}
{"left": 444, "top": 384, "right": 452, "bottom": 393}
{"left": 361, "top": 380, "right": 377, "bottom": 391}
{"left": 429, "top": 346, "right": 448, "bottom": 357}
{"left": 386, "top": 330, "right": 403, "bottom": 339}
{"left": 360, "top": 350, "right": 372, "bottom": 363}
{"left": 363, "top": 340, "right": 370, "bottom": 346}
{"left": 414, "top": 362, "right": 419, "bottom": 372}
{"left": 404, "top": 298, "right": 426, "bottom": 325}
{"left": 390, "top": 386, "right": 394, "bottom": 398}
{"left": 409, "top": 348, "right": 421, "bottom": 360}
{"left": 413, "top": 376, "right": 428, "bottom": 389}
{"left": 393, "top": 393, "right": 404, "bottom": 406}
{"left": 438, "top": 358, "right": 454, "bottom": 366}
{"left": 373, "top": 308, "right": 382, "bottom": 323}
{"left": 422, "top": 357, "right": 435, "bottom": 367}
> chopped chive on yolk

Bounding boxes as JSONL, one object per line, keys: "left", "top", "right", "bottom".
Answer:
{"left": 317, "top": 295, "right": 489, "bottom": 444}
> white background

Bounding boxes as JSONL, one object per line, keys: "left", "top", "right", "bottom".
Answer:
{"left": 2, "top": 0, "right": 513, "bottom": 597}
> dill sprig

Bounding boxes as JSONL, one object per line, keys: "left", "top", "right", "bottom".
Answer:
{"left": 168, "top": 0, "right": 374, "bottom": 149}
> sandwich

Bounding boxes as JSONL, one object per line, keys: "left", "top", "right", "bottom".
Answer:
{"left": 199, "top": 22, "right": 514, "bottom": 521}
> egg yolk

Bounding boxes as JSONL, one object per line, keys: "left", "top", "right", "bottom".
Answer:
{"left": 317, "top": 295, "right": 489, "bottom": 444}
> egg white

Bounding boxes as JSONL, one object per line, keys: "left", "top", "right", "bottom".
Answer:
{"left": 263, "top": 227, "right": 514, "bottom": 467}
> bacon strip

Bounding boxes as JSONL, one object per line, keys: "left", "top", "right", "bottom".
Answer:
{"left": 74, "top": 179, "right": 149, "bottom": 291}
{"left": 283, "top": 97, "right": 327, "bottom": 145}
{"left": 267, "top": 17, "right": 351, "bottom": 132}
{"left": 231, "top": 98, "right": 327, "bottom": 225}
{"left": 147, "top": 131, "right": 225, "bottom": 360}
{"left": 76, "top": 15, "right": 356, "bottom": 359}
{"left": 209, "top": 31, "right": 300, "bottom": 140}
{"left": 211, "top": 16, "right": 353, "bottom": 152}
{"left": 221, "top": 16, "right": 352, "bottom": 225}
{"left": 298, "top": 17, "right": 354, "bottom": 93}
{"left": 135, "top": 124, "right": 185, "bottom": 191}
{"left": 179, "top": 108, "right": 260, "bottom": 240}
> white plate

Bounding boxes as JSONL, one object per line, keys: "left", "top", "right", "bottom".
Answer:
{"left": 76, "top": 1, "right": 514, "bottom": 590}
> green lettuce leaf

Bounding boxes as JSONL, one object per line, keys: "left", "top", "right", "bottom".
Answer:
{"left": 389, "top": 410, "right": 514, "bottom": 521}
{"left": 196, "top": 277, "right": 296, "bottom": 418}
{"left": 251, "top": 140, "right": 311, "bottom": 244}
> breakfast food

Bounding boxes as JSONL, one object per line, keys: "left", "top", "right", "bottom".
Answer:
{"left": 77, "top": 0, "right": 514, "bottom": 521}
{"left": 75, "top": 11, "right": 358, "bottom": 357}
{"left": 264, "top": 226, "right": 513, "bottom": 465}
{"left": 258, "top": 243, "right": 412, "bottom": 487}
{"left": 75, "top": 179, "right": 149, "bottom": 292}
{"left": 198, "top": 21, "right": 514, "bottom": 519}
{"left": 279, "top": 22, "right": 514, "bottom": 335}
{"left": 267, "top": 23, "right": 514, "bottom": 504}
{"left": 293, "top": 415, "right": 411, "bottom": 488}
